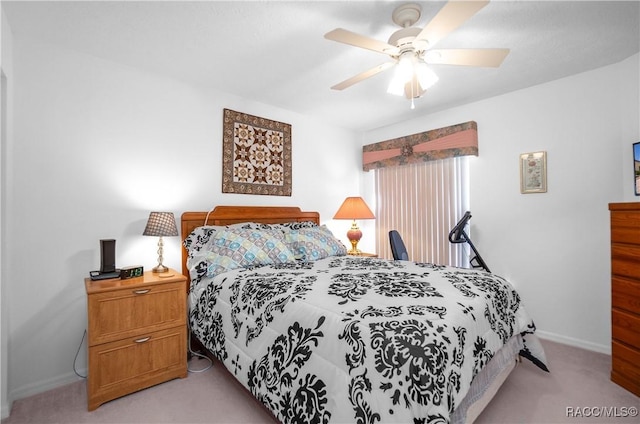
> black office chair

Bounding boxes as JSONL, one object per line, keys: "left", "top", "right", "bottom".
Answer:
{"left": 389, "top": 230, "right": 409, "bottom": 260}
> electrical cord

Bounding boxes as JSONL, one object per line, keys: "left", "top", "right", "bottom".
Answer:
{"left": 186, "top": 314, "right": 213, "bottom": 373}
{"left": 187, "top": 331, "right": 213, "bottom": 373}
{"left": 73, "top": 329, "right": 87, "bottom": 379}
{"left": 189, "top": 207, "right": 215, "bottom": 372}
{"left": 203, "top": 205, "right": 216, "bottom": 226}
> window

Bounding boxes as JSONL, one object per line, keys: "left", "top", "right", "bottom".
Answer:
{"left": 374, "top": 156, "right": 469, "bottom": 266}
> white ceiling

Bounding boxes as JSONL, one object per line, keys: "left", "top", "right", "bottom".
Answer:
{"left": 3, "top": 0, "right": 639, "bottom": 132}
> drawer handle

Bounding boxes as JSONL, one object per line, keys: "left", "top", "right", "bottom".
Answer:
{"left": 134, "top": 337, "right": 151, "bottom": 343}
{"left": 132, "top": 289, "right": 150, "bottom": 295}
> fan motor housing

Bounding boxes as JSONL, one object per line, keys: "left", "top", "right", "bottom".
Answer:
{"left": 388, "top": 27, "right": 422, "bottom": 50}
{"left": 392, "top": 3, "right": 422, "bottom": 27}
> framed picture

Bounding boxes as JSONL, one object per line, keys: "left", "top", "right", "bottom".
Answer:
{"left": 520, "top": 151, "right": 547, "bottom": 194}
{"left": 634, "top": 142, "right": 640, "bottom": 196}
{"left": 222, "top": 109, "right": 292, "bottom": 196}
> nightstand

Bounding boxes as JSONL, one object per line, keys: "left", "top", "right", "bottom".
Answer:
{"left": 348, "top": 252, "right": 378, "bottom": 258}
{"left": 85, "top": 269, "right": 187, "bottom": 410}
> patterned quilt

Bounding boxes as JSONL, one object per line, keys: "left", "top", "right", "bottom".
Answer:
{"left": 188, "top": 256, "right": 548, "bottom": 424}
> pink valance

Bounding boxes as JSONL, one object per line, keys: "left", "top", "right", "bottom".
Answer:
{"left": 363, "top": 121, "right": 478, "bottom": 171}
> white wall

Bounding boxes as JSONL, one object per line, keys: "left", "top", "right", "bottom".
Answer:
{"left": 619, "top": 53, "right": 640, "bottom": 202}
{"left": 364, "top": 54, "right": 640, "bottom": 353}
{"left": 2, "top": 36, "right": 361, "bottom": 408}
{"left": 0, "top": 7, "right": 14, "bottom": 419}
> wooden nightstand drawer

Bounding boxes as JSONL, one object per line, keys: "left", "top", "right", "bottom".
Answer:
{"left": 85, "top": 269, "right": 187, "bottom": 410}
{"left": 88, "top": 281, "right": 185, "bottom": 345}
{"left": 88, "top": 326, "right": 187, "bottom": 411}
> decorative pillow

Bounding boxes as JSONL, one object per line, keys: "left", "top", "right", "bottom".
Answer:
{"left": 229, "top": 221, "right": 318, "bottom": 233}
{"left": 285, "top": 225, "right": 347, "bottom": 261}
{"left": 184, "top": 226, "right": 227, "bottom": 257}
{"left": 229, "top": 222, "right": 278, "bottom": 231}
{"left": 276, "top": 221, "right": 319, "bottom": 231}
{"left": 205, "top": 228, "right": 296, "bottom": 276}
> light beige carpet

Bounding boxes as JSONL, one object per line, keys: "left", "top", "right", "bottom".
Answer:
{"left": 2, "top": 339, "right": 638, "bottom": 423}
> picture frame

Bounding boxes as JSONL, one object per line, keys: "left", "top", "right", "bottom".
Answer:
{"left": 222, "top": 108, "right": 292, "bottom": 196}
{"left": 520, "top": 151, "right": 547, "bottom": 194}
{"left": 634, "top": 142, "right": 640, "bottom": 196}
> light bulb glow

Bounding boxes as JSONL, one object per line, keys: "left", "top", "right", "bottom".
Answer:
{"left": 415, "top": 61, "right": 439, "bottom": 90}
{"left": 387, "top": 74, "right": 406, "bottom": 96}
{"left": 396, "top": 55, "right": 414, "bottom": 80}
{"left": 387, "top": 54, "right": 413, "bottom": 96}
{"left": 388, "top": 53, "right": 438, "bottom": 99}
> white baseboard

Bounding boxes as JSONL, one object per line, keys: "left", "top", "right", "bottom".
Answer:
{"left": 536, "top": 330, "right": 610, "bottom": 355}
{"left": 8, "top": 368, "right": 86, "bottom": 412}
{"left": 1, "top": 403, "right": 11, "bottom": 420}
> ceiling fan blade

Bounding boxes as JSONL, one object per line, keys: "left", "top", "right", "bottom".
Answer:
{"left": 415, "top": 0, "right": 489, "bottom": 49}
{"left": 427, "top": 48, "right": 510, "bottom": 67}
{"left": 331, "top": 62, "right": 395, "bottom": 91}
{"left": 325, "top": 28, "right": 399, "bottom": 56}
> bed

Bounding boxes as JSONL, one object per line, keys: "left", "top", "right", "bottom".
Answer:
{"left": 181, "top": 206, "right": 548, "bottom": 424}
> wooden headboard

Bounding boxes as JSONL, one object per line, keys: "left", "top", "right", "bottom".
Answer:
{"left": 180, "top": 206, "right": 320, "bottom": 278}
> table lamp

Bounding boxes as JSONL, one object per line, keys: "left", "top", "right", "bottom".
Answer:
{"left": 143, "top": 211, "right": 178, "bottom": 273}
{"left": 333, "top": 197, "right": 375, "bottom": 255}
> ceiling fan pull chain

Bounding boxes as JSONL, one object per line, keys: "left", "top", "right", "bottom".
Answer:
{"left": 410, "top": 77, "right": 415, "bottom": 109}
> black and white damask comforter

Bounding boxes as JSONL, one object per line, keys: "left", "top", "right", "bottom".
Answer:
{"left": 189, "top": 256, "right": 547, "bottom": 424}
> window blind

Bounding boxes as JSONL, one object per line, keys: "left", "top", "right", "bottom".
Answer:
{"left": 374, "top": 157, "right": 469, "bottom": 266}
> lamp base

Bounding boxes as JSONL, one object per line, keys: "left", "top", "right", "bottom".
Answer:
{"left": 347, "top": 221, "right": 363, "bottom": 255}
{"left": 152, "top": 236, "right": 168, "bottom": 273}
{"left": 152, "top": 264, "right": 169, "bottom": 273}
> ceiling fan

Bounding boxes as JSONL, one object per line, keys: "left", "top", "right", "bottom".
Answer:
{"left": 324, "top": 0, "right": 509, "bottom": 103}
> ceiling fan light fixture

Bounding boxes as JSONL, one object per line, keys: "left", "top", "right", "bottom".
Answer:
{"left": 387, "top": 53, "right": 414, "bottom": 96}
{"left": 397, "top": 53, "right": 414, "bottom": 80}
{"left": 326, "top": 1, "right": 506, "bottom": 101}
{"left": 388, "top": 54, "right": 438, "bottom": 98}
{"left": 387, "top": 73, "right": 407, "bottom": 96}
{"left": 415, "top": 61, "right": 439, "bottom": 90}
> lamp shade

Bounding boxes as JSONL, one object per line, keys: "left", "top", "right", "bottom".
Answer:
{"left": 333, "top": 197, "right": 375, "bottom": 220}
{"left": 143, "top": 212, "right": 178, "bottom": 237}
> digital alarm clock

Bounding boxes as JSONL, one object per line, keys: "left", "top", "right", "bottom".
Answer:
{"left": 120, "top": 265, "right": 144, "bottom": 280}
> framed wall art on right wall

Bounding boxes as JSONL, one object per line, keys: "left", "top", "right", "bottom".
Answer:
{"left": 520, "top": 151, "right": 547, "bottom": 194}
{"left": 633, "top": 142, "right": 640, "bottom": 196}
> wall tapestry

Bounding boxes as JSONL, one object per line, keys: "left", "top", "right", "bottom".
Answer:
{"left": 362, "top": 121, "right": 478, "bottom": 171}
{"left": 222, "top": 109, "right": 292, "bottom": 196}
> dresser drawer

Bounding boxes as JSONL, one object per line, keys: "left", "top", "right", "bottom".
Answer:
{"left": 612, "top": 276, "right": 640, "bottom": 313}
{"left": 611, "top": 210, "right": 640, "bottom": 244}
{"left": 611, "top": 244, "right": 640, "bottom": 279}
{"left": 612, "top": 309, "right": 640, "bottom": 348}
{"left": 87, "top": 326, "right": 187, "bottom": 410}
{"left": 611, "top": 341, "right": 640, "bottom": 397}
{"left": 87, "top": 281, "right": 186, "bottom": 346}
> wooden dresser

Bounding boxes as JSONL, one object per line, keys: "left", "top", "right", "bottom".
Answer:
{"left": 85, "top": 269, "right": 187, "bottom": 410}
{"left": 609, "top": 202, "right": 640, "bottom": 396}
